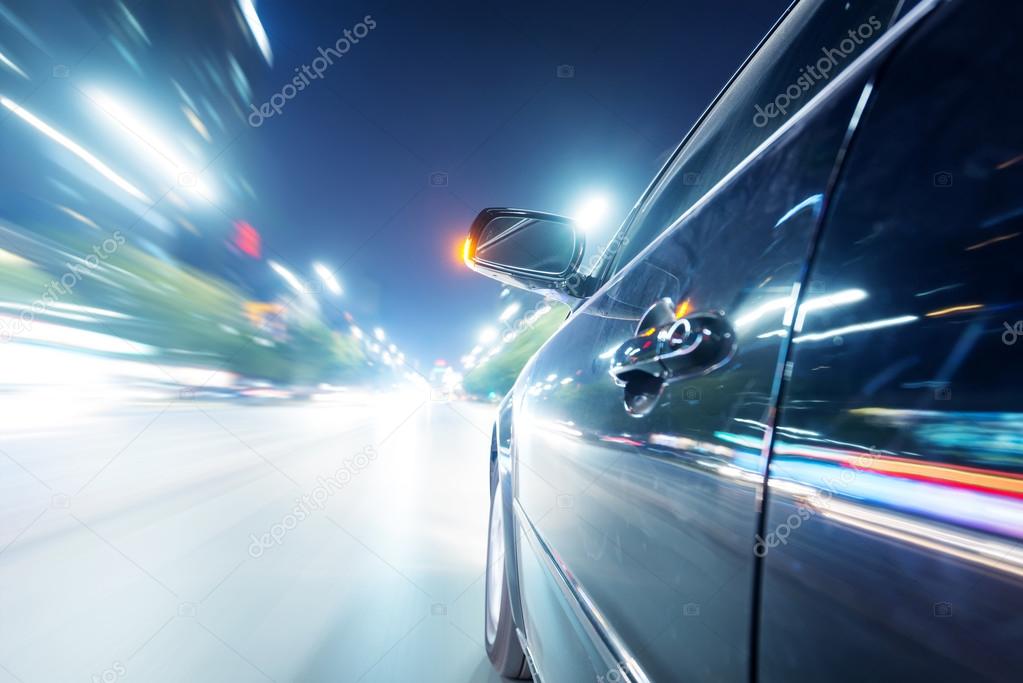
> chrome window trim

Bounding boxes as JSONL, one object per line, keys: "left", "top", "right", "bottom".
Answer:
{"left": 573, "top": 0, "right": 941, "bottom": 320}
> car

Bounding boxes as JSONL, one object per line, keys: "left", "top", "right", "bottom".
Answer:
{"left": 463, "top": 0, "right": 1023, "bottom": 681}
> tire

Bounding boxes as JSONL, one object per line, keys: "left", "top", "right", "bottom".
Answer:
{"left": 485, "top": 461, "right": 530, "bottom": 679}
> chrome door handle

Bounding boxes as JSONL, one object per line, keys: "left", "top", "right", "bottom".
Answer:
{"left": 609, "top": 306, "right": 736, "bottom": 416}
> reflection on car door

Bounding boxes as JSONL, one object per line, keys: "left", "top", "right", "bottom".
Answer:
{"left": 511, "top": 67, "right": 878, "bottom": 683}
{"left": 758, "top": 2, "right": 1023, "bottom": 681}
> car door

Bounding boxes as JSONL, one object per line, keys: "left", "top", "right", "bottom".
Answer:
{"left": 510, "top": 2, "right": 915, "bottom": 680}
{"left": 757, "top": 2, "right": 1023, "bottom": 681}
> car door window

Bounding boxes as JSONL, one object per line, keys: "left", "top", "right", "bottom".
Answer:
{"left": 759, "top": 2, "right": 1023, "bottom": 680}
{"left": 608, "top": 0, "right": 900, "bottom": 273}
{"left": 513, "top": 59, "right": 877, "bottom": 683}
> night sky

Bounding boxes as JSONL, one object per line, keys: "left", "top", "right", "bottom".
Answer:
{"left": 32, "top": 0, "right": 791, "bottom": 367}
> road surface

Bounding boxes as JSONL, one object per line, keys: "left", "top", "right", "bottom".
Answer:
{"left": 0, "top": 391, "right": 504, "bottom": 682}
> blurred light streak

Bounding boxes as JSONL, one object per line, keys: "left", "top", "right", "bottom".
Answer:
{"left": 49, "top": 302, "right": 130, "bottom": 319}
{"left": 925, "top": 303, "right": 983, "bottom": 317}
{"left": 793, "top": 288, "right": 868, "bottom": 331}
{"left": 734, "top": 295, "right": 791, "bottom": 329}
{"left": 313, "top": 262, "right": 342, "bottom": 295}
{"left": 238, "top": 0, "right": 273, "bottom": 65}
{"left": 812, "top": 497, "right": 1023, "bottom": 579}
{"left": 84, "top": 89, "right": 213, "bottom": 199}
{"left": 56, "top": 205, "right": 100, "bottom": 229}
{"left": 1, "top": 96, "right": 149, "bottom": 202}
{"left": 268, "top": 259, "right": 304, "bottom": 293}
{"left": 0, "top": 315, "right": 153, "bottom": 354}
{"left": 0, "top": 47, "right": 27, "bottom": 79}
{"left": 118, "top": 1, "right": 149, "bottom": 44}
{"left": 499, "top": 302, "right": 520, "bottom": 321}
{"left": 182, "top": 106, "right": 212, "bottom": 142}
{"left": 792, "top": 315, "right": 917, "bottom": 343}
{"left": 773, "top": 193, "right": 822, "bottom": 227}
{"left": 966, "top": 232, "right": 1019, "bottom": 251}
{"left": 0, "top": 4, "right": 46, "bottom": 53}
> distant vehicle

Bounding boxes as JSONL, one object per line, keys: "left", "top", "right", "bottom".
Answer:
{"left": 463, "top": 1, "right": 1023, "bottom": 681}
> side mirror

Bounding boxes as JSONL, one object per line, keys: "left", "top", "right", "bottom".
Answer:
{"left": 464, "top": 208, "right": 586, "bottom": 299}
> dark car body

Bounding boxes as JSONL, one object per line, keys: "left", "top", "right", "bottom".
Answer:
{"left": 473, "top": 1, "right": 1023, "bottom": 680}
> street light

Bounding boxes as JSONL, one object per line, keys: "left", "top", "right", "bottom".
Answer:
{"left": 499, "top": 302, "right": 521, "bottom": 322}
{"left": 313, "top": 263, "right": 342, "bottom": 295}
{"left": 572, "top": 193, "right": 611, "bottom": 231}
{"left": 269, "top": 260, "right": 304, "bottom": 294}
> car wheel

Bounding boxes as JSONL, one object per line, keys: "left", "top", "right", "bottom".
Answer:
{"left": 485, "top": 463, "right": 529, "bottom": 679}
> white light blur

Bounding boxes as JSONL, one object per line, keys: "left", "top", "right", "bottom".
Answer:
{"left": 388, "top": 343, "right": 397, "bottom": 354}
{"left": 351, "top": 325, "right": 363, "bottom": 339}
{"left": 793, "top": 315, "right": 918, "bottom": 344}
{"left": 84, "top": 89, "right": 213, "bottom": 199}
{"left": 0, "top": 315, "right": 154, "bottom": 355}
{"left": 794, "top": 288, "right": 868, "bottom": 331}
{"left": 478, "top": 326, "right": 498, "bottom": 344}
{"left": 269, "top": 260, "right": 304, "bottom": 293}
{"left": 313, "top": 262, "right": 342, "bottom": 295}
{"left": 1, "top": 96, "right": 149, "bottom": 202}
{"left": 572, "top": 193, "right": 611, "bottom": 231}
{"left": 374, "top": 327, "right": 386, "bottom": 342}
{"left": 238, "top": 0, "right": 273, "bottom": 65}
{"left": 0, "top": 49, "right": 28, "bottom": 79}
{"left": 499, "top": 302, "right": 521, "bottom": 322}
{"left": 734, "top": 296, "right": 791, "bottom": 330}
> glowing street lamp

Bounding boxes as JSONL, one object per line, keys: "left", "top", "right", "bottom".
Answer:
{"left": 499, "top": 302, "right": 521, "bottom": 322}
{"left": 572, "top": 193, "right": 611, "bottom": 231}
{"left": 313, "top": 262, "right": 342, "bottom": 295}
{"left": 269, "top": 260, "right": 304, "bottom": 294}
